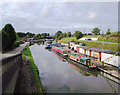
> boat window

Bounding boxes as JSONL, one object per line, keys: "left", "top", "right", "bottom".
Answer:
{"left": 86, "top": 60, "right": 90, "bottom": 65}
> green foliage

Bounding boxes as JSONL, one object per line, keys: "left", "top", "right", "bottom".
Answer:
{"left": 111, "top": 31, "right": 120, "bottom": 36}
{"left": 22, "top": 44, "right": 45, "bottom": 93}
{"left": 74, "top": 41, "right": 80, "bottom": 44}
{"left": 14, "top": 41, "right": 20, "bottom": 47}
{"left": 1, "top": 29, "right": 10, "bottom": 50}
{"left": 1, "top": 24, "right": 16, "bottom": 51}
{"left": 73, "top": 31, "right": 83, "bottom": 39}
{"left": 63, "top": 32, "right": 67, "bottom": 37}
{"left": 54, "top": 31, "right": 63, "bottom": 40}
{"left": 58, "top": 37, "right": 76, "bottom": 44}
{"left": 88, "top": 33, "right": 92, "bottom": 35}
{"left": 41, "top": 33, "right": 47, "bottom": 38}
{"left": 17, "top": 32, "right": 26, "bottom": 37}
{"left": 26, "top": 32, "right": 35, "bottom": 38}
{"left": 92, "top": 27, "right": 100, "bottom": 35}
{"left": 81, "top": 40, "right": 119, "bottom": 52}
{"left": 35, "top": 34, "right": 41, "bottom": 39}
{"left": 47, "top": 33, "right": 50, "bottom": 36}
{"left": 67, "top": 32, "right": 71, "bottom": 37}
{"left": 106, "top": 28, "right": 111, "bottom": 35}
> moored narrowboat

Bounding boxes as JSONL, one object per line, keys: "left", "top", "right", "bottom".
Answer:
{"left": 52, "top": 46, "right": 68, "bottom": 57}
{"left": 45, "top": 43, "right": 61, "bottom": 49}
{"left": 69, "top": 54, "right": 96, "bottom": 69}
{"left": 45, "top": 44, "right": 52, "bottom": 49}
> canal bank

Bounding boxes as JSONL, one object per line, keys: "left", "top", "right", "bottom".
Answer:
{"left": 14, "top": 43, "right": 45, "bottom": 94}
{"left": 1, "top": 42, "right": 28, "bottom": 94}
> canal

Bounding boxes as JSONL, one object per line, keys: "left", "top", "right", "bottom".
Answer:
{"left": 30, "top": 44, "right": 119, "bottom": 93}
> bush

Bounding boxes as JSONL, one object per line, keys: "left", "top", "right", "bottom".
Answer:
{"left": 1, "top": 24, "right": 16, "bottom": 51}
{"left": 71, "top": 39, "right": 75, "bottom": 42}
{"left": 73, "top": 31, "right": 83, "bottom": 39}
{"left": 14, "top": 41, "right": 20, "bottom": 47}
{"left": 75, "top": 41, "right": 80, "bottom": 44}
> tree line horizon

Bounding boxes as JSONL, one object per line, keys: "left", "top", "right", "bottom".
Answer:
{"left": 16, "top": 27, "right": 112, "bottom": 40}
{"left": 0, "top": 23, "right": 117, "bottom": 51}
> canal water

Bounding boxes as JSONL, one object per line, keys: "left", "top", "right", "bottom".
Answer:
{"left": 30, "top": 44, "right": 119, "bottom": 93}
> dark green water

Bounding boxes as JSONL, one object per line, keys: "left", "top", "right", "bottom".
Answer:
{"left": 30, "top": 44, "right": 119, "bottom": 93}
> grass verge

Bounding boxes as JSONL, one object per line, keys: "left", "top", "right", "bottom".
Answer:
{"left": 58, "top": 37, "right": 77, "bottom": 44}
{"left": 22, "top": 43, "right": 45, "bottom": 94}
{"left": 58, "top": 37, "right": 120, "bottom": 52}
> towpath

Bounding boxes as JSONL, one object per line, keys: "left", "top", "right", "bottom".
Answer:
{"left": 14, "top": 54, "right": 37, "bottom": 93}
{"left": 0, "top": 42, "right": 28, "bottom": 60}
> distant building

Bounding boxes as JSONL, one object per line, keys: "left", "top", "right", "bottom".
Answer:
{"left": 80, "top": 37, "right": 98, "bottom": 41}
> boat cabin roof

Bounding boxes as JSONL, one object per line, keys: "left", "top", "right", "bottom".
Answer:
{"left": 71, "top": 54, "right": 79, "bottom": 57}
{"left": 71, "top": 54, "right": 90, "bottom": 60}
{"left": 54, "top": 46, "right": 65, "bottom": 51}
{"left": 80, "top": 57, "right": 90, "bottom": 60}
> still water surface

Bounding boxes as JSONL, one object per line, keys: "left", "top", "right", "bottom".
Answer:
{"left": 30, "top": 44, "right": 119, "bottom": 93}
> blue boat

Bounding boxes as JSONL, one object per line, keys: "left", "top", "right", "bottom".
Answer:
{"left": 119, "top": 64, "right": 120, "bottom": 70}
{"left": 45, "top": 42, "right": 61, "bottom": 49}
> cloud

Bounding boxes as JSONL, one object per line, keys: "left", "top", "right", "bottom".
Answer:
{"left": 87, "top": 12, "right": 97, "bottom": 19}
{"left": 1, "top": 1, "right": 118, "bottom": 35}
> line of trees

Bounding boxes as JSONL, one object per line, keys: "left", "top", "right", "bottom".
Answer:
{"left": 54, "top": 30, "right": 83, "bottom": 40}
{"left": 54, "top": 27, "right": 115, "bottom": 40}
{"left": 91, "top": 27, "right": 112, "bottom": 35}
{"left": 17, "top": 32, "right": 50, "bottom": 39}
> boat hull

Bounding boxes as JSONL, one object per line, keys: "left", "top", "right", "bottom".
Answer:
{"left": 52, "top": 49, "right": 68, "bottom": 57}
{"left": 68, "top": 57, "right": 97, "bottom": 69}
{"left": 45, "top": 47, "right": 51, "bottom": 49}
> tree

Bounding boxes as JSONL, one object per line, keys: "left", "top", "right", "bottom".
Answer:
{"left": 17, "top": 32, "right": 26, "bottom": 37}
{"left": 47, "top": 33, "right": 50, "bottom": 36}
{"left": 41, "top": 33, "right": 47, "bottom": 38}
{"left": 88, "top": 33, "right": 92, "bottom": 35}
{"left": 35, "top": 34, "right": 41, "bottom": 39}
{"left": 63, "top": 32, "right": 67, "bottom": 37}
{"left": 54, "top": 31, "right": 63, "bottom": 40}
{"left": 73, "top": 31, "right": 83, "bottom": 39}
{"left": 67, "top": 32, "right": 71, "bottom": 37}
{"left": 26, "top": 32, "right": 33, "bottom": 38}
{"left": 83, "top": 33, "right": 87, "bottom": 36}
{"left": 106, "top": 28, "right": 111, "bottom": 35}
{"left": 1, "top": 29, "right": 10, "bottom": 50}
{"left": 92, "top": 27, "right": 100, "bottom": 35}
{"left": 1, "top": 24, "right": 16, "bottom": 50}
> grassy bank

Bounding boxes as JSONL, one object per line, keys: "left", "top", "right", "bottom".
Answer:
{"left": 58, "top": 37, "right": 120, "bottom": 52}
{"left": 22, "top": 43, "right": 45, "bottom": 94}
{"left": 58, "top": 37, "right": 77, "bottom": 44}
{"left": 80, "top": 41, "right": 119, "bottom": 52}
{"left": 83, "top": 33, "right": 120, "bottom": 43}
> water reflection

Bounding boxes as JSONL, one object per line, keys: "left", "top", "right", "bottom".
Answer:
{"left": 51, "top": 51, "right": 66, "bottom": 62}
{"left": 30, "top": 44, "right": 119, "bottom": 93}
{"left": 68, "top": 62, "right": 99, "bottom": 77}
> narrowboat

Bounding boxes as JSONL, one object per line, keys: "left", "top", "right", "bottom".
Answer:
{"left": 52, "top": 46, "right": 68, "bottom": 57}
{"left": 69, "top": 54, "right": 96, "bottom": 69}
{"left": 45, "top": 44, "right": 54, "bottom": 49}
{"left": 45, "top": 43, "right": 61, "bottom": 49}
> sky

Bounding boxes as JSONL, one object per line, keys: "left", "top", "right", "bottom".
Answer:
{"left": 0, "top": 0, "right": 119, "bottom": 35}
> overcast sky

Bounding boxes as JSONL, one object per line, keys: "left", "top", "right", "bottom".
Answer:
{"left": 1, "top": 0, "right": 119, "bottom": 35}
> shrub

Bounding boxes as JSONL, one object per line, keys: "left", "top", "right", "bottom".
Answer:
{"left": 14, "top": 41, "right": 20, "bottom": 47}
{"left": 1, "top": 24, "right": 16, "bottom": 51}
{"left": 75, "top": 41, "right": 80, "bottom": 44}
